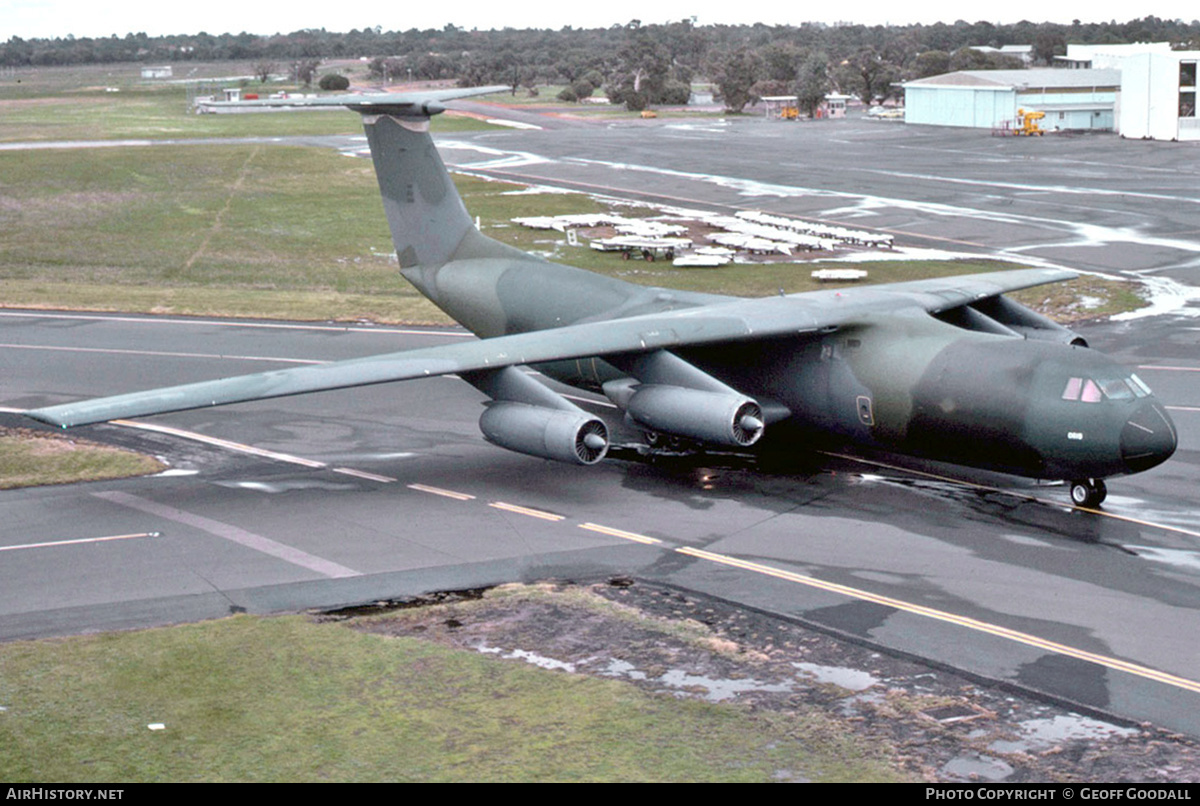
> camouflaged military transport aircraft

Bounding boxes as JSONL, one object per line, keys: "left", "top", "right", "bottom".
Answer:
{"left": 26, "top": 87, "right": 1177, "bottom": 509}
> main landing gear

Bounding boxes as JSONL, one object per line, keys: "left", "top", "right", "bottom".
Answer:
{"left": 1069, "top": 478, "right": 1107, "bottom": 509}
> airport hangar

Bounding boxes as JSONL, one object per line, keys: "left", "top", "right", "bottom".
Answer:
{"left": 901, "top": 68, "right": 1120, "bottom": 133}
{"left": 902, "top": 45, "right": 1200, "bottom": 140}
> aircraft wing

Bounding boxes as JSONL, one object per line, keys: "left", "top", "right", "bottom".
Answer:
{"left": 862, "top": 266, "right": 1076, "bottom": 313}
{"left": 25, "top": 267, "right": 1074, "bottom": 428}
{"left": 24, "top": 303, "right": 807, "bottom": 427}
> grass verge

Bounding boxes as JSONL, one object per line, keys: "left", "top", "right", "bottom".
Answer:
{"left": 0, "top": 427, "right": 165, "bottom": 489}
{"left": 0, "top": 592, "right": 902, "bottom": 782}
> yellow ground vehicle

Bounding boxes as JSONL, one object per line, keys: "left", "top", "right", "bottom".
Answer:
{"left": 1016, "top": 108, "right": 1045, "bottom": 136}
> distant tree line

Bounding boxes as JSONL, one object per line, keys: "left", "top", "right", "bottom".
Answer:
{"left": 4, "top": 16, "right": 1198, "bottom": 112}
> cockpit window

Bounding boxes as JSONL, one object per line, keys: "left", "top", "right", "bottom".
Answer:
{"left": 1098, "top": 378, "right": 1135, "bottom": 400}
{"left": 1063, "top": 375, "right": 1149, "bottom": 403}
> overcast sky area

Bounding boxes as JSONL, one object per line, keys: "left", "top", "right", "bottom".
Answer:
{"left": 3, "top": 0, "right": 1198, "bottom": 41}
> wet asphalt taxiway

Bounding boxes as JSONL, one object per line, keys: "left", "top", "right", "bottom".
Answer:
{"left": 1, "top": 112, "right": 1199, "bottom": 737}
{"left": 0, "top": 308, "right": 1197, "bottom": 737}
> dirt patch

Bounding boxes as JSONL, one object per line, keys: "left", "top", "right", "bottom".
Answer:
{"left": 341, "top": 580, "right": 1200, "bottom": 783}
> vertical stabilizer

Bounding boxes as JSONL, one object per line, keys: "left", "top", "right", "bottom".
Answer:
{"left": 363, "top": 114, "right": 473, "bottom": 270}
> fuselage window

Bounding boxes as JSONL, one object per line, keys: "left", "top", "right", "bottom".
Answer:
{"left": 1130, "top": 374, "right": 1152, "bottom": 397}
{"left": 1062, "top": 377, "right": 1083, "bottom": 401}
{"left": 1080, "top": 379, "right": 1103, "bottom": 403}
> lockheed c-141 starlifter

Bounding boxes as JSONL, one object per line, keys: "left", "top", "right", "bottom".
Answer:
{"left": 26, "top": 87, "right": 1177, "bottom": 509}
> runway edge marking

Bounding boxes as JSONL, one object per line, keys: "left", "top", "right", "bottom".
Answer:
{"left": 110, "top": 420, "right": 327, "bottom": 469}
{"left": 0, "top": 532, "right": 161, "bottom": 553}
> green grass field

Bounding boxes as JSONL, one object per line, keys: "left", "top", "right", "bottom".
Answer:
{"left": 0, "top": 592, "right": 903, "bottom": 782}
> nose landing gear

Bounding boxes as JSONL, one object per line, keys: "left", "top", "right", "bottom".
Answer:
{"left": 1069, "top": 478, "right": 1108, "bottom": 509}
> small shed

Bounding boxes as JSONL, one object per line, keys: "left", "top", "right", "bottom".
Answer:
{"left": 820, "top": 93, "right": 853, "bottom": 118}
{"left": 761, "top": 96, "right": 800, "bottom": 119}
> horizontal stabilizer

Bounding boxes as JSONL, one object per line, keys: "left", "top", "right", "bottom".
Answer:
{"left": 196, "top": 85, "right": 509, "bottom": 117}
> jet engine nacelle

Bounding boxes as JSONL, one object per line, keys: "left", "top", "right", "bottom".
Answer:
{"left": 625, "top": 385, "right": 765, "bottom": 447}
{"left": 479, "top": 402, "right": 609, "bottom": 465}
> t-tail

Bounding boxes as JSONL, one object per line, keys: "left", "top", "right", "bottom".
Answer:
{"left": 202, "top": 88, "right": 723, "bottom": 340}
{"left": 341, "top": 88, "right": 709, "bottom": 338}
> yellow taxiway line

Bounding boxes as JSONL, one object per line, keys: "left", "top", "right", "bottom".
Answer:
{"left": 676, "top": 545, "right": 1200, "bottom": 695}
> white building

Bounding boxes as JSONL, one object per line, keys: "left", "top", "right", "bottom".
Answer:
{"left": 1117, "top": 50, "right": 1200, "bottom": 141}
{"left": 1054, "top": 42, "right": 1173, "bottom": 69}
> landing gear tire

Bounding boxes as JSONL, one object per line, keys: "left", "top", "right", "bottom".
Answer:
{"left": 1069, "top": 479, "right": 1107, "bottom": 509}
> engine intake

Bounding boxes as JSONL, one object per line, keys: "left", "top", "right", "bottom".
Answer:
{"left": 479, "top": 402, "right": 609, "bottom": 465}
{"left": 626, "top": 385, "right": 764, "bottom": 447}
{"left": 970, "top": 295, "right": 1088, "bottom": 347}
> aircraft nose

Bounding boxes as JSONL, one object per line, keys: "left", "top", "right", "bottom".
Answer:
{"left": 1121, "top": 401, "right": 1177, "bottom": 474}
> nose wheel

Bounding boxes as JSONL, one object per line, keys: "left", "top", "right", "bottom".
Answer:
{"left": 1069, "top": 478, "right": 1107, "bottom": 509}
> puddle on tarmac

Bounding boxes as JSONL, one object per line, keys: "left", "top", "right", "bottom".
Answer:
{"left": 1125, "top": 546, "right": 1200, "bottom": 573}
{"left": 214, "top": 480, "right": 359, "bottom": 493}
{"left": 941, "top": 753, "right": 1015, "bottom": 782}
{"left": 474, "top": 644, "right": 577, "bottom": 672}
{"left": 655, "top": 669, "right": 793, "bottom": 701}
{"left": 473, "top": 644, "right": 885, "bottom": 702}
{"left": 792, "top": 661, "right": 880, "bottom": 691}
{"left": 987, "top": 714, "right": 1138, "bottom": 754}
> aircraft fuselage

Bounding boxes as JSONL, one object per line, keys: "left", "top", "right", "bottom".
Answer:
{"left": 538, "top": 305, "right": 1176, "bottom": 485}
